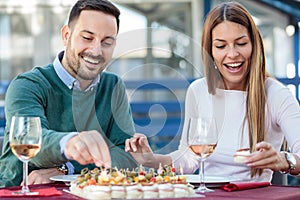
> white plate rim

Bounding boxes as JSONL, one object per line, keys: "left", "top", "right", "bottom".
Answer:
{"left": 185, "top": 174, "right": 240, "bottom": 183}
{"left": 50, "top": 174, "right": 79, "bottom": 182}
{"left": 50, "top": 174, "right": 240, "bottom": 184}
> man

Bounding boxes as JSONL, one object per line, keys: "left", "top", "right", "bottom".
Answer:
{"left": 0, "top": 0, "right": 137, "bottom": 187}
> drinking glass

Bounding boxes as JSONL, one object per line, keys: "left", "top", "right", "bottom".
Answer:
{"left": 9, "top": 116, "right": 42, "bottom": 195}
{"left": 187, "top": 117, "right": 218, "bottom": 193}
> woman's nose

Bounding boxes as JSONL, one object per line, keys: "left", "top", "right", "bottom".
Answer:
{"left": 227, "top": 47, "right": 239, "bottom": 58}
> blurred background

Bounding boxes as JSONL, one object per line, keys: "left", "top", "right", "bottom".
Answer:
{"left": 0, "top": 0, "right": 299, "bottom": 94}
{"left": 0, "top": 0, "right": 299, "bottom": 184}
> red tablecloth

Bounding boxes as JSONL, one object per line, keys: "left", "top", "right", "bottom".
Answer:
{"left": 206, "top": 185, "right": 300, "bottom": 200}
{"left": 0, "top": 183, "right": 83, "bottom": 200}
{"left": 1, "top": 183, "right": 300, "bottom": 200}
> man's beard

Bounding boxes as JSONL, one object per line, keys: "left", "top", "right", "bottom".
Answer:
{"left": 65, "top": 48, "right": 106, "bottom": 81}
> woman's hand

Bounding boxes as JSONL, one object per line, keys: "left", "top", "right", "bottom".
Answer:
{"left": 125, "top": 133, "right": 154, "bottom": 166}
{"left": 245, "top": 141, "right": 289, "bottom": 172}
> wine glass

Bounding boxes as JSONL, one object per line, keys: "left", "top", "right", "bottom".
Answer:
{"left": 187, "top": 117, "right": 218, "bottom": 193}
{"left": 9, "top": 116, "right": 42, "bottom": 195}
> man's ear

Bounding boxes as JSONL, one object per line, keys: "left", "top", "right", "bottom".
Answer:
{"left": 61, "top": 25, "right": 70, "bottom": 46}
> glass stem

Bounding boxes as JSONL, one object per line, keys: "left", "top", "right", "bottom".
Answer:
{"left": 21, "top": 161, "right": 30, "bottom": 193}
{"left": 198, "top": 159, "right": 206, "bottom": 192}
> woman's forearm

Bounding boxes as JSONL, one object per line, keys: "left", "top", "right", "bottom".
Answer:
{"left": 144, "top": 154, "right": 173, "bottom": 169}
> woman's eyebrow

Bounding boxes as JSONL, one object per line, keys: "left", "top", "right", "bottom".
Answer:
{"left": 213, "top": 35, "right": 249, "bottom": 42}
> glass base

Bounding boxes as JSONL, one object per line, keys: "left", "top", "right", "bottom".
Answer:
{"left": 12, "top": 190, "right": 39, "bottom": 196}
{"left": 195, "top": 185, "right": 214, "bottom": 193}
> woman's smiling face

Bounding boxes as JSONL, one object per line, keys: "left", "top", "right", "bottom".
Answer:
{"left": 212, "top": 21, "right": 252, "bottom": 90}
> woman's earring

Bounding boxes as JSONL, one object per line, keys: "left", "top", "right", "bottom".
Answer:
{"left": 214, "top": 63, "right": 218, "bottom": 70}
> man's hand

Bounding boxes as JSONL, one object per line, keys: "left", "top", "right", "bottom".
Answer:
{"left": 65, "top": 130, "right": 111, "bottom": 168}
{"left": 25, "top": 168, "right": 59, "bottom": 185}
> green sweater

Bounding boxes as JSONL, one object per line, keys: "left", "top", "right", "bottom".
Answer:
{"left": 0, "top": 65, "right": 137, "bottom": 187}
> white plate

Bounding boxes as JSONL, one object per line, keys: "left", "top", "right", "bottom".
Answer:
{"left": 186, "top": 174, "right": 239, "bottom": 183}
{"left": 186, "top": 175, "right": 240, "bottom": 188}
{"left": 50, "top": 174, "right": 79, "bottom": 182}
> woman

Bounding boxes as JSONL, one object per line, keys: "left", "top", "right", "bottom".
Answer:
{"left": 125, "top": 1, "right": 300, "bottom": 182}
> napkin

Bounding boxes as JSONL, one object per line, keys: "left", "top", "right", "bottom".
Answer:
{"left": 0, "top": 187, "right": 62, "bottom": 197}
{"left": 222, "top": 182, "right": 271, "bottom": 192}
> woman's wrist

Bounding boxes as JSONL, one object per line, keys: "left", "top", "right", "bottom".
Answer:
{"left": 279, "top": 151, "right": 297, "bottom": 175}
{"left": 148, "top": 154, "right": 172, "bottom": 169}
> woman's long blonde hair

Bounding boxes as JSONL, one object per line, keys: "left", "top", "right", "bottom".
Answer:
{"left": 201, "top": 1, "right": 267, "bottom": 177}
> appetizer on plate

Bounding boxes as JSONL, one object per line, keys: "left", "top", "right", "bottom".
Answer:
{"left": 69, "top": 164, "right": 195, "bottom": 199}
{"left": 234, "top": 148, "right": 251, "bottom": 163}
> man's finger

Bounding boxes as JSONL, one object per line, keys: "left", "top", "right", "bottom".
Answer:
{"left": 85, "top": 132, "right": 111, "bottom": 167}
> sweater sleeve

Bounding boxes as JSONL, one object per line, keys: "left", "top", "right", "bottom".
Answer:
{"left": 4, "top": 74, "right": 69, "bottom": 167}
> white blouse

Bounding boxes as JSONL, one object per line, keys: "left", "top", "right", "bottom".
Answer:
{"left": 168, "top": 77, "right": 300, "bottom": 182}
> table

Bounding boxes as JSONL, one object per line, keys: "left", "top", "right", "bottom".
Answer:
{"left": 1, "top": 183, "right": 300, "bottom": 200}
{"left": 205, "top": 185, "right": 300, "bottom": 200}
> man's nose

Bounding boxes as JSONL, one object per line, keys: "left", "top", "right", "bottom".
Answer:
{"left": 91, "top": 41, "right": 103, "bottom": 55}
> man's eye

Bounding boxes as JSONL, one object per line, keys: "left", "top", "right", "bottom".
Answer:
{"left": 102, "top": 43, "right": 112, "bottom": 47}
{"left": 101, "top": 39, "right": 115, "bottom": 47}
